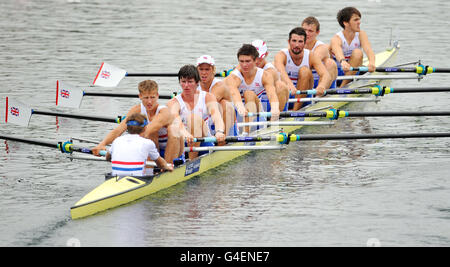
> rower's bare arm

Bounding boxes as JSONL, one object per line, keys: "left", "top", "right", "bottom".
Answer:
{"left": 359, "top": 30, "right": 376, "bottom": 72}
{"left": 92, "top": 105, "right": 139, "bottom": 156}
{"left": 311, "top": 53, "right": 331, "bottom": 95}
{"left": 210, "top": 81, "right": 227, "bottom": 102}
{"left": 224, "top": 75, "right": 246, "bottom": 115}
{"left": 262, "top": 71, "right": 280, "bottom": 120}
{"left": 312, "top": 43, "right": 331, "bottom": 62}
{"left": 167, "top": 99, "right": 193, "bottom": 142}
{"left": 274, "top": 51, "right": 296, "bottom": 94}
{"left": 143, "top": 107, "right": 172, "bottom": 139}
{"left": 205, "top": 93, "right": 225, "bottom": 132}
{"left": 205, "top": 93, "right": 226, "bottom": 143}
{"left": 155, "top": 156, "right": 173, "bottom": 172}
{"left": 330, "top": 35, "right": 344, "bottom": 62}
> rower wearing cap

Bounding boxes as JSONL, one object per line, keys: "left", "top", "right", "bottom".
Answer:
{"left": 92, "top": 80, "right": 184, "bottom": 166}
{"left": 274, "top": 27, "right": 331, "bottom": 111}
{"left": 196, "top": 55, "right": 238, "bottom": 136}
{"left": 330, "top": 7, "right": 376, "bottom": 87}
{"left": 301, "top": 16, "right": 338, "bottom": 88}
{"left": 224, "top": 44, "right": 281, "bottom": 136}
{"left": 167, "top": 64, "right": 226, "bottom": 160}
{"left": 106, "top": 113, "right": 173, "bottom": 176}
{"left": 251, "top": 40, "right": 289, "bottom": 112}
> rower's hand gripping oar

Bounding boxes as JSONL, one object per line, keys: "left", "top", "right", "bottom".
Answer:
{"left": 5, "top": 97, "right": 125, "bottom": 126}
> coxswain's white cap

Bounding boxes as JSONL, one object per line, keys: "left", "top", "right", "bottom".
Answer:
{"left": 251, "top": 40, "right": 268, "bottom": 59}
{"left": 196, "top": 55, "right": 215, "bottom": 66}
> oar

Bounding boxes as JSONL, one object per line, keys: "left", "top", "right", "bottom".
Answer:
{"left": 287, "top": 97, "right": 379, "bottom": 103}
{"left": 92, "top": 62, "right": 233, "bottom": 87}
{"left": 350, "top": 65, "right": 450, "bottom": 75}
{"left": 335, "top": 74, "right": 420, "bottom": 80}
{"left": 299, "top": 86, "right": 450, "bottom": 96}
{"left": 5, "top": 97, "right": 123, "bottom": 127}
{"left": 0, "top": 134, "right": 108, "bottom": 156}
{"left": 184, "top": 145, "right": 285, "bottom": 152}
{"left": 247, "top": 109, "right": 450, "bottom": 120}
{"left": 91, "top": 61, "right": 419, "bottom": 88}
{"left": 56, "top": 80, "right": 174, "bottom": 108}
{"left": 194, "top": 132, "right": 450, "bottom": 145}
{"left": 236, "top": 121, "right": 334, "bottom": 128}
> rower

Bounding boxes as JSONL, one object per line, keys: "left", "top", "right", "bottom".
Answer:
{"left": 106, "top": 113, "right": 173, "bottom": 176}
{"left": 167, "top": 64, "right": 226, "bottom": 160}
{"left": 196, "top": 55, "right": 238, "bottom": 136}
{"left": 330, "top": 7, "right": 376, "bottom": 87}
{"left": 92, "top": 80, "right": 184, "bottom": 166}
{"left": 274, "top": 27, "right": 331, "bottom": 110}
{"left": 301, "top": 16, "right": 338, "bottom": 88}
{"left": 224, "top": 44, "right": 281, "bottom": 136}
{"left": 251, "top": 40, "right": 289, "bottom": 112}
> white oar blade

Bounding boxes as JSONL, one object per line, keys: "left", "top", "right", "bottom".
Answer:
{"left": 56, "top": 81, "right": 84, "bottom": 108}
{"left": 5, "top": 97, "right": 32, "bottom": 127}
{"left": 92, "top": 62, "right": 127, "bottom": 87}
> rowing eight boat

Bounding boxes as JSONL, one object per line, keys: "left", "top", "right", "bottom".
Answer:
{"left": 70, "top": 42, "right": 400, "bottom": 219}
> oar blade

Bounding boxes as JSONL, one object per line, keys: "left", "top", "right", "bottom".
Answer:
{"left": 92, "top": 62, "right": 127, "bottom": 87}
{"left": 56, "top": 81, "right": 84, "bottom": 108}
{"left": 4, "top": 97, "right": 32, "bottom": 127}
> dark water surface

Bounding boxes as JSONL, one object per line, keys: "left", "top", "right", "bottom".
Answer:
{"left": 1, "top": 0, "right": 449, "bottom": 246}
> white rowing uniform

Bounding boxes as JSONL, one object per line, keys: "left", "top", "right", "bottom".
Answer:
{"left": 140, "top": 103, "right": 168, "bottom": 152}
{"left": 282, "top": 48, "right": 311, "bottom": 87}
{"left": 334, "top": 31, "right": 361, "bottom": 67}
{"left": 261, "top": 61, "right": 282, "bottom": 83}
{"left": 110, "top": 134, "right": 160, "bottom": 176}
{"left": 197, "top": 78, "right": 221, "bottom": 93}
{"left": 262, "top": 62, "right": 276, "bottom": 71}
{"left": 231, "top": 67, "right": 266, "bottom": 98}
{"left": 175, "top": 90, "right": 212, "bottom": 136}
{"left": 311, "top": 40, "right": 325, "bottom": 52}
{"left": 197, "top": 78, "right": 221, "bottom": 135}
{"left": 311, "top": 40, "right": 325, "bottom": 80}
